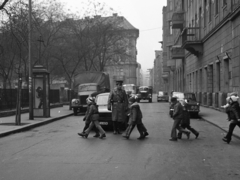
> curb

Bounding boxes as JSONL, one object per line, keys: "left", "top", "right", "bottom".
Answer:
{"left": 200, "top": 116, "right": 240, "bottom": 140}
{"left": 0, "top": 113, "right": 73, "bottom": 138}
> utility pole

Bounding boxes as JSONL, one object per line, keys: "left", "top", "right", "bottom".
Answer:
{"left": 29, "top": 0, "right": 33, "bottom": 120}
{"left": 37, "top": 35, "right": 44, "bottom": 65}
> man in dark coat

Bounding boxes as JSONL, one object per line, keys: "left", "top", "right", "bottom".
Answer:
{"left": 170, "top": 97, "right": 190, "bottom": 141}
{"left": 108, "top": 80, "right": 128, "bottom": 134}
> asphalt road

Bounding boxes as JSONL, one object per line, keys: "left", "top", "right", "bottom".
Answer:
{"left": 0, "top": 99, "right": 240, "bottom": 180}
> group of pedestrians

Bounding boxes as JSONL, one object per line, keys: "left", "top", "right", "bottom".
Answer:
{"left": 77, "top": 79, "right": 240, "bottom": 144}
{"left": 78, "top": 80, "right": 149, "bottom": 140}
{"left": 169, "top": 96, "right": 199, "bottom": 141}
{"left": 221, "top": 92, "right": 240, "bottom": 144}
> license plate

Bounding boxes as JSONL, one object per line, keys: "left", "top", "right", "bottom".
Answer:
{"left": 100, "top": 122, "right": 108, "bottom": 125}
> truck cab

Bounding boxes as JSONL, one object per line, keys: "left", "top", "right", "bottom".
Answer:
{"left": 71, "top": 83, "right": 100, "bottom": 115}
{"left": 136, "top": 86, "right": 152, "bottom": 103}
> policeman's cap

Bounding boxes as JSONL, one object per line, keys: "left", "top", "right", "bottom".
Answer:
{"left": 171, "top": 96, "right": 178, "bottom": 102}
{"left": 116, "top": 80, "right": 123, "bottom": 85}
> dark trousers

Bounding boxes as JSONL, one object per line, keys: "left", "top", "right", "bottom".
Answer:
{"left": 178, "top": 124, "right": 198, "bottom": 138}
{"left": 83, "top": 121, "right": 99, "bottom": 134}
{"left": 225, "top": 121, "right": 240, "bottom": 141}
{"left": 171, "top": 118, "right": 189, "bottom": 139}
{"left": 124, "top": 123, "right": 146, "bottom": 137}
{"left": 113, "top": 121, "right": 122, "bottom": 132}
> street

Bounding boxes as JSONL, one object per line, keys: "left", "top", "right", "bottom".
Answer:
{"left": 0, "top": 98, "right": 240, "bottom": 180}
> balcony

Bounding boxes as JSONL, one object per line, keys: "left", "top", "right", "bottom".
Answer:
{"left": 171, "top": 46, "right": 185, "bottom": 59}
{"left": 162, "top": 66, "right": 170, "bottom": 73}
{"left": 172, "top": 11, "right": 185, "bottom": 29}
{"left": 161, "top": 72, "right": 169, "bottom": 80}
{"left": 182, "top": 27, "right": 203, "bottom": 57}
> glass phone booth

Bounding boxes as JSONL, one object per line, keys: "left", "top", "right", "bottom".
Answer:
{"left": 32, "top": 65, "right": 50, "bottom": 117}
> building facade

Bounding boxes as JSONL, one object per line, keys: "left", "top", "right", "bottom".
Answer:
{"left": 162, "top": 0, "right": 240, "bottom": 108}
{"left": 104, "top": 14, "right": 139, "bottom": 88}
{"left": 153, "top": 50, "right": 163, "bottom": 93}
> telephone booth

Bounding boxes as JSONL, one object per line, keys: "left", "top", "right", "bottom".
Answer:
{"left": 32, "top": 65, "right": 50, "bottom": 117}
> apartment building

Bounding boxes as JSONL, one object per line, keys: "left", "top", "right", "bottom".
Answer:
{"left": 162, "top": 0, "right": 240, "bottom": 108}
{"left": 153, "top": 50, "right": 163, "bottom": 93}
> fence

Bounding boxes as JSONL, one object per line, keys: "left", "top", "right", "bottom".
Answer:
{"left": 0, "top": 89, "right": 60, "bottom": 111}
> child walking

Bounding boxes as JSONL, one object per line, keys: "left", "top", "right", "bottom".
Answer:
{"left": 178, "top": 99, "right": 199, "bottom": 139}
{"left": 78, "top": 97, "right": 106, "bottom": 139}
{"left": 122, "top": 95, "right": 149, "bottom": 140}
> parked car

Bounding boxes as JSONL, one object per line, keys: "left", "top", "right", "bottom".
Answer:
{"left": 95, "top": 92, "right": 128, "bottom": 130}
{"left": 95, "top": 93, "right": 112, "bottom": 129}
{"left": 169, "top": 92, "right": 200, "bottom": 117}
{"left": 157, "top": 91, "right": 168, "bottom": 102}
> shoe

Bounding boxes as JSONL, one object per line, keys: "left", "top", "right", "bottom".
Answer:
{"left": 117, "top": 131, "right": 122, "bottom": 134}
{"left": 113, "top": 131, "right": 117, "bottom": 134}
{"left": 83, "top": 133, "right": 89, "bottom": 138}
{"left": 93, "top": 134, "right": 100, "bottom": 138}
{"left": 122, "top": 135, "right": 129, "bottom": 139}
{"left": 99, "top": 134, "right": 106, "bottom": 139}
{"left": 78, "top": 132, "right": 85, "bottom": 137}
{"left": 222, "top": 137, "right": 230, "bottom": 144}
{"left": 186, "top": 132, "right": 191, "bottom": 139}
{"left": 137, "top": 136, "right": 145, "bottom": 140}
{"left": 144, "top": 132, "right": 149, "bottom": 137}
{"left": 195, "top": 133, "right": 199, "bottom": 139}
{"left": 177, "top": 136, "right": 182, "bottom": 139}
{"left": 169, "top": 138, "right": 178, "bottom": 141}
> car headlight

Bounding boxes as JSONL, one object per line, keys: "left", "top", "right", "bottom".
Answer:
{"left": 72, "top": 99, "right": 79, "bottom": 104}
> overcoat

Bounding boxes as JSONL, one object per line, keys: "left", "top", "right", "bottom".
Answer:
{"left": 128, "top": 102, "right": 143, "bottom": 125}
{"left": 85, "top": 103, "right": 99, "bottom": 121}
{"left": 107, "top": 87, "right": 128, "bottom": 122}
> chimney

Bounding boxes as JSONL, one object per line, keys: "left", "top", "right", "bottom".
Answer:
{"left": 113, "top": 13, "right": 118, "bottom": 17}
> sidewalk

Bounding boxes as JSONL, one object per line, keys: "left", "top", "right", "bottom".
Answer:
{"left": 0, "top": 106, "right": 73, "bottom": 138}
{"left": 199, "top": 106, "right": 240, "bottom": 139}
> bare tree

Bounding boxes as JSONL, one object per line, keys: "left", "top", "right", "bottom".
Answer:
{"left": 0, "top": 0, "right": 10, "bottom": 11}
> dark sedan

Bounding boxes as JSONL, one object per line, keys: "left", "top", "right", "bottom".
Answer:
{"left": 169, "top": 92, "right": 200, "bottom": 117}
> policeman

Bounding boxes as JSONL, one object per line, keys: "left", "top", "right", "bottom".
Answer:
{"left": 108, "top": 80, "right": 128, "bottom": 134}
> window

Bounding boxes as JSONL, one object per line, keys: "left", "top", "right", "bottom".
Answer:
{"left": 215, "top": 0, "right": 219, "bottom": 15}
{"left": 169, "top": 0, "right": 173, "bottom": 10}
{"left": 209, "top": 0, "right": 212, "bottom": 22}
{"left": 223, "top": 0, "right": 227, "bottom": 6}
{"left": 204, "top": 0, "right": 207, "bottom": 27}
{"left": 169, "top": 21, "right": 173, "bottom": 35}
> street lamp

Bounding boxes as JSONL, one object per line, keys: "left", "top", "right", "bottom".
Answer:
{"left": 28, "top": 0, "right": 33, "bottom": 120}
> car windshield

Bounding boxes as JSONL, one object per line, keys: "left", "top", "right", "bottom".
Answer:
{"left": 96, "top": 95, "right": 108, "bottom": 105}
{"left": 158, "top": 92, "right": 164, "bottom": 96}
{"left": 184, "top": 93, "right": 196, "bottom": 101}
{"left": 139, "top": 87, "right": 148, "bottom": 91}
{"left": 79, "top": 85, "right": 98, "bottom": 91}
{"left": 172, "top": 92, "right": 184, "bottom": 100}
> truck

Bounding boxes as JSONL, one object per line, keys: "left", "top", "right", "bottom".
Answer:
{"left": 136, "top": 86, "right": 152, "bottom": 103}
{"left": 71, "top": 72, "right": 110, "bottom": 115}
{"left": 122, "top": 84, "right": 137, "bottom": 97}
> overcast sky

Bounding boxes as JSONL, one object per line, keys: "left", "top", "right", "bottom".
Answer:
{"left": 59, "top": 0, "right": 167, "bottom": 72}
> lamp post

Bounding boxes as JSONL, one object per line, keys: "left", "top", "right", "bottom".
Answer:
{"left": 37, "top": 35, "right": 44, "bottom": 65}
{"left": 28, "top": 0, "right": 33, "bottom": 120}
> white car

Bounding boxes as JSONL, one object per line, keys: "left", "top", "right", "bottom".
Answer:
{"left": 95, "top": 93, "right": 112, "bottom": 128}
{"left": 95, "top": 92, "right": 128, "bottom": 130}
